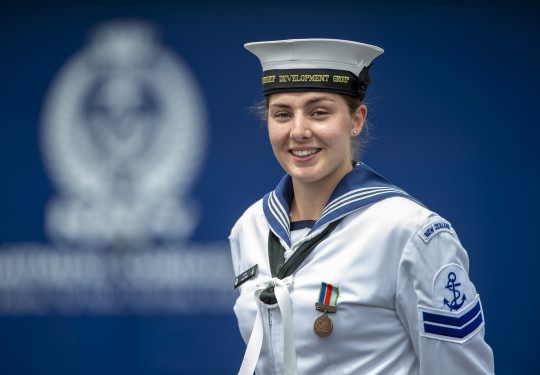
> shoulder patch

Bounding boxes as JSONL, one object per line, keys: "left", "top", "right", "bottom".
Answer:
{"left": 418, "top": 264, "right": 482, "bottom": 344}
{"left": 432, "top": 264, "right": 473, "bottom": 311}
{"left": 418, "top": 294, "right": 485, "bottom": 344}
{"left": 418, "top": 218, "right": 453, "bottom": 243}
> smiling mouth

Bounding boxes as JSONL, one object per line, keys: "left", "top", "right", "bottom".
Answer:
{"left": 290, "top": 149, "right": 321, "bottom": 157}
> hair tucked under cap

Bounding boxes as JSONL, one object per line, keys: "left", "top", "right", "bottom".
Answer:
{"left": 244, "top": 38, "right": 383, "bottom": 99}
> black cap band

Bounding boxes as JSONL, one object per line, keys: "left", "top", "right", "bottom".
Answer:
{"left": 261, "top": 68, "right": 371, "bottom": 99}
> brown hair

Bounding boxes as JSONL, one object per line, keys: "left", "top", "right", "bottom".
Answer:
{"left": 341, "top": 95, "right": 372, "bottom": 161}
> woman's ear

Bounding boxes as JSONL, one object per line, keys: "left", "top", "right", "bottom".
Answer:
{"left": 351, "top": 104, "right": 367, "bottom": 137}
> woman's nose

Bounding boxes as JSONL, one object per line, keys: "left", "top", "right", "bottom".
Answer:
{"left": 290, "top": 115, "right": 311, "bottom": 140}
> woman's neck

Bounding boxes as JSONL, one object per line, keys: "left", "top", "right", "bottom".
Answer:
{"left": 289, "top": 164, "right": 353, "bottom": 222}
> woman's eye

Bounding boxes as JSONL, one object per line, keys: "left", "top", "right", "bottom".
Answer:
{"left": 273, "top": 112, "right": 291, "bottom": 119}
{"left": 312, "top": 110, "right": 328, "bottom": 117}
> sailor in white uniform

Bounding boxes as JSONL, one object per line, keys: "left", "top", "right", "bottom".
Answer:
{"left": 230, "top": 39, "right": 495, "bottom": 375}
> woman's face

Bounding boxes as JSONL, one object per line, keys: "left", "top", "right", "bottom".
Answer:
{"left": 267, "top": 92, "right": 365, "bottom": 187}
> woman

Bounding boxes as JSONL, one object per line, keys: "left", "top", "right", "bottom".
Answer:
{"left": 230, "top": 39, "right": 494, "bottom": 375}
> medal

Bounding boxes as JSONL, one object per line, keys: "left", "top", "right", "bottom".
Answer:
{"left": 314, "top": 282, "right": 339, "bottom": 338}
{"left": 314, "top": 311, "right": 333, "bottom": 338}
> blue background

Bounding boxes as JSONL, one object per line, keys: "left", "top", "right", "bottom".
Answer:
{"left": 1, "top": 0, "right": 539, "bottom": 373}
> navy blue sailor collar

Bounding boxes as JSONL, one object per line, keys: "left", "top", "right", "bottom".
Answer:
{"left": 262, "top": 162, "right": 419, "bottom": 248}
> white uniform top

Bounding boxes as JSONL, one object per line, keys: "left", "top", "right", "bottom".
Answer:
{"left": 230, "top": 164, "right": 495, "bottom": 374}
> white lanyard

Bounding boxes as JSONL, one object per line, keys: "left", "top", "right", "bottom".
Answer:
{"left": 238, "top": 276, "right": 297, "bottom": 375}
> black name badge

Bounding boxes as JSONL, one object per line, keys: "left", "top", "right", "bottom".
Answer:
{"left": 234, "top": 264, "right": 258, "bottom": 289}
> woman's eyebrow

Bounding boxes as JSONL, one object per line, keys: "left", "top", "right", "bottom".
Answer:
{"left": 269, "top": 96, "right": 336, "bottom": 109}
{"left": 305, "top": 96, "right": 335, "bottom": 106}
{"left": 269, "top": 103, "right": 291, "bottom": 109}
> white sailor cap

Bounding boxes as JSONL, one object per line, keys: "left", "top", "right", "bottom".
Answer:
{"left": 244, "top": 38, "right": 383, "bottom": 100}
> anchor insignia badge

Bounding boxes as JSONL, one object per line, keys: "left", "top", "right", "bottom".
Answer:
{"left": 443, "top": 272, "right": 467, "bottom": 311}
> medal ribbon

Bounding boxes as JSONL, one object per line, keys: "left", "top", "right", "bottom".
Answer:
{"left": 238, "top": 276, "right": 296, "bottom": 375}
{"left": 318, "top": 282, "right": 339, "bottom": 307}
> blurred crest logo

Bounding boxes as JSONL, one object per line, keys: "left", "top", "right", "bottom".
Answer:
{"left": 0, "top": 20, "right": 233, "bottom": 315}
{"left": 41, "top": 20, "right": 207, "bottom": 248}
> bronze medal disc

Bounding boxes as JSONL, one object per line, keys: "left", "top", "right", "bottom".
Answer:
{"left": 314, "top": 314, "right": 333, "bottom": 338}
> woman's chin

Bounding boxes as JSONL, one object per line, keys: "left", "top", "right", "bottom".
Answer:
{"left": 287, "top": 167, "right": 324, "bottom": 184}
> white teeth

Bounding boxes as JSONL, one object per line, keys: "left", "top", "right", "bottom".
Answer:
{"left": 292, "top": 149, "right": 319, "bottom": 157}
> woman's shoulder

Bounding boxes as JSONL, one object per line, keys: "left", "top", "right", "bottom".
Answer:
{"left": 366, "top": 196, "right": 434, "bottom": 225}
{"left": 348, "top": 196, "right": 456, "bottom": 238}
{"left": 373, "top": 196, "right": 461, "bottom": 246}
